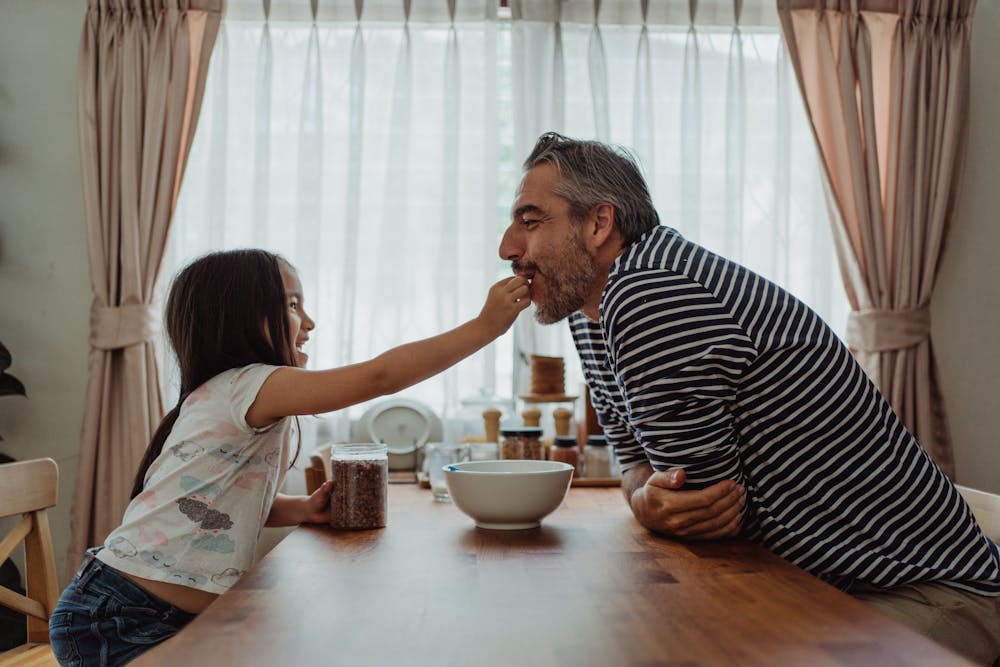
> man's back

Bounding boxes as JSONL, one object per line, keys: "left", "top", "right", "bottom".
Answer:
{"left": 571, "top": 225, "right": 1000, "bottom": 593}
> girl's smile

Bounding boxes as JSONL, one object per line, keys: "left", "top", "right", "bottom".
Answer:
{"left": 279, "top": 263, "right": 315, "bottom": 367}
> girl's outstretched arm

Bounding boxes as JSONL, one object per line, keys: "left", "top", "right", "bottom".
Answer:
{"left": 246, "top": 276, "right": 530, "bottom": 427}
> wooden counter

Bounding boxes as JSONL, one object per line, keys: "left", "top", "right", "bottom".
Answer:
{"left": 136, "top": 485, "right": 974, "bottom": 666}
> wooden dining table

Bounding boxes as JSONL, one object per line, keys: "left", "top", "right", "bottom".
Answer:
{"left": 136, "top": 484, "right": 975, "bottom": 666}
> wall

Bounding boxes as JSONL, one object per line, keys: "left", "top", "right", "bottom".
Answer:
{"left": 934, "top": 2, "right": 1000, "bottom": 494}
{"left": 0, "top": 1, "right": 998, "bottom": 586}
{"left": 0, "top": 0, "right": 89, "bottom": 581}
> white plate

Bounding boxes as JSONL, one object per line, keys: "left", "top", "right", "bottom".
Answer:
{"left": 354, "top": 398, "right": 443, "bottom": 469}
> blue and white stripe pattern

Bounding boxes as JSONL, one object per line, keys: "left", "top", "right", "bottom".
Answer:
{"left": 570, "top": 226, "right": 1000, "bottom": 593}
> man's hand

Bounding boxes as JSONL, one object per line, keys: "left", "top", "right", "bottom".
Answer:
{"left": 626, "top": 465, "right": 745, "bottom": 539}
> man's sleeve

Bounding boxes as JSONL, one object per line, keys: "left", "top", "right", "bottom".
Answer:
{"left": 603, "top": 270, "right": 756, "bottom": 489}
{"left": 570, "top": 313, "right": 646, "bottom": 471}
{"left": 586, "top": 380, "right": 646, "bottom": 471}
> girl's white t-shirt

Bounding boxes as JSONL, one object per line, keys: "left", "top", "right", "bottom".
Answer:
{"left": 97, "top": 363, "right": 293, "bottom": 593}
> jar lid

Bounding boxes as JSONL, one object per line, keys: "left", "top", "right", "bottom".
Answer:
{"left": 553, "top": 436, "right": 578, "bottom": 448}
{"left": 332, "top": 443, "right": 388, "bottom": 459}
{"left": 500, "top": 427, "right": 543, "bottom": 438}
{"left": 585, "top": 435, "right": 608, "bottom": 447}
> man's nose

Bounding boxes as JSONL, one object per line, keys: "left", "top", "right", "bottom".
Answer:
{"left": 499, "top": 223, "right": 521, "bottom": 261}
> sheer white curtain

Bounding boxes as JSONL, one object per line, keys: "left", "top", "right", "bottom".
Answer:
{"left": 509, "top": 0, "right": 849, "bottom": 397}
{"left": 166, "top": 0, "right": 847, "bottom": 437}
{"left": 166, "top": 0, "right": 505, "bottom": 437}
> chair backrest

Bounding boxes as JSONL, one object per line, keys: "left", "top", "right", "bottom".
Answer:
{"left": 0, "top": 458, "right": 60, "bottom": 645}
{"left": 303, "top": 444, "right": 333, "bottom": 495}
{"left": 957, "top": 484, "right": 1000, "bottom": 542}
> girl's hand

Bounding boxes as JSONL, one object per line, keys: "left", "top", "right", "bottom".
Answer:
{"left": 478, "top": 276, "right": 531, "bottom": 335}
{"left": 302, "top": 480, "right": 334, "bottom": 524}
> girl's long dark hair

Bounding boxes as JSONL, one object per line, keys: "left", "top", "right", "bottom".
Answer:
{"left": 130, "top": 249, "right": 300, "bottom": 499}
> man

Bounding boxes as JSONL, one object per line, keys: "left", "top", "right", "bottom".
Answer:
{"left": 499, "top": 132, "right": 1000, "bottom": 664}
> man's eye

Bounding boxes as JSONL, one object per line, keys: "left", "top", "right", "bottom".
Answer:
{"left": 522, "top": 218, "right": 541, "bottom": 227}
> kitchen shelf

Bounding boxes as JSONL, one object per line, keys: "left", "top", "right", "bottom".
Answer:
{"left": 519, "top": 393, "right": 578, "bottom": 403}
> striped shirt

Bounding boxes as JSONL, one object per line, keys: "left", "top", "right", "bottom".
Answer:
{"left": 570, "top": 226, "right": 1000, "bottom": 594}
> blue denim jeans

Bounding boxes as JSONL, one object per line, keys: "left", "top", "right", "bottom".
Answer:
{"left": 49, "top": 548, "right": 196, "bottom": 667}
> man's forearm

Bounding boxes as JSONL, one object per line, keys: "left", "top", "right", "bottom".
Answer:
{"left": 622, "top": 462, "right": 654, "bottom": 509}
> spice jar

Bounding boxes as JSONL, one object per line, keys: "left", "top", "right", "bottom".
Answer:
{"left": 500, "top": 427, "right": 544, "bottom": 460}
{"left": 550, "top": 435, "right": 580, "bottom": 475}
{"left": 329, "top": 443, "right": 388, "bottom": 529}
{"left": 583, "top": 435, "right": 613, "bottom": 478}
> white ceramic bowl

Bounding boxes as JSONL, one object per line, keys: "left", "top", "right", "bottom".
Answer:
{"left": 443, "top": 460, "right": 574, "bottom": 530}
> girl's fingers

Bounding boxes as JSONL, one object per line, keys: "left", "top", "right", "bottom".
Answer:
{"left": 505, "top": 276, "right": 529, "bottom": 292}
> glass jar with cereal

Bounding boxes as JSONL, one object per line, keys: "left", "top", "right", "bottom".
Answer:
{"left": 500, "top": 427, "right": 544, "bottom": 460}
{"left": 329, "top": 443, "right": 388, "bottom": 529}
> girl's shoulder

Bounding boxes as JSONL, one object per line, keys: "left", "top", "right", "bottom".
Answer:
{"left": 169, "top": 364, "right": 290, "bottom": 449}
{"left": 184, "top": 364, "right": 284, "bottom": 411}
{"left": 226, "top": 363, "right": 282, "bottom": 387}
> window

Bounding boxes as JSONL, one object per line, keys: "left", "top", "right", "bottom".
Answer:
{"left": 165, "top": 1, "right": 845, "bottom": 433}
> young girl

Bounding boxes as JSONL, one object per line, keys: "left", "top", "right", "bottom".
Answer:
{"left": 48, "top": 249, "right": 529, "bottom": 666}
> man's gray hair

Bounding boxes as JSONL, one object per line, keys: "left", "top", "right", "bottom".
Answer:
{"left": 523, "top": 132, "right": 660, "bottom": 245}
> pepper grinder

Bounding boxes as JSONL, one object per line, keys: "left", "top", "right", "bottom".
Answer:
{"left": 521, "top": 408, "right": 541, "bottom": 428}
{"left": 482, "top": 408, "right": 502, "bottom": 444}
{"left": 552, "top": 407, "right": 573, "bottom": 437}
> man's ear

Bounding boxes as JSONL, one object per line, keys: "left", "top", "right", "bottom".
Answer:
{"left": 587, "top": 202, "right": 617, "bottom": 249}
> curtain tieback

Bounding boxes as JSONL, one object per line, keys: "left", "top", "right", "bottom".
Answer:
{"left": 90, "top": 303, "right": 161, "bottom": 350}
{"left": 845, "top": 305, "right": 930, "bottom": 353}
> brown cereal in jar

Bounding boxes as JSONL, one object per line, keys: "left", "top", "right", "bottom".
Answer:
{"left": 500, "top": 427, "right": 544, "bottom": 460}
{"left": 329, "top": 444, "right": 388, "bottom": 530}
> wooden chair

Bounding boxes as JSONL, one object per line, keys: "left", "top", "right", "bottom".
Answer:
{"left": 0, "top": 458, "right": 60, "bottom": 667}
{"left": 303, "top": 444, "right": 333, "bottom": 495}
{"left": 957, "top": 484, "right": 1000, "bottom": 542}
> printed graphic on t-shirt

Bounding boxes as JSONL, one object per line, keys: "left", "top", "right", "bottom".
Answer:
{"left": 170, "top": 441, "right": 203, "bottom": 461}
{"left": 211, "top": 567, "right": 244, "bottom": 588}
{"left": 107, "top": 536, "right": 137, "bottom": 558}
{"left": 99, "top": 364, "right": 290, "bottom": 593}
{"left": 138, "top": 550, "right": 208, "bottom": 586}
{"left": 175, "top": 473, "right": 237, "bottom": 553}
{"left": 235, "top": 471, "right": 267, "bottom": 488}
{"left": 208, "top": 443, "right": 262, "bottom": 470}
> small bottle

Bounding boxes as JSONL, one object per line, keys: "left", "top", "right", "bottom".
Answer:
{"left": 583, "top": 435, "right": 613, "bottom": 478}
{"left": 500, "top": 427, "right": 544, "bottom": 460}
{"left": 550, "top": 435, "right": 580, "bottom": 475}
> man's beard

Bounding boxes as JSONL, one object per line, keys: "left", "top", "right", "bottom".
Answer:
{"left": 514, "top": 231, "right": 598, "bottom": 325}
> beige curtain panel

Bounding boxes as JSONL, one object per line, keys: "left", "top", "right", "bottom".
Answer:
{"left": 777, "top": 0, "right": 976, "bottom": 478}
{"left": 68, "top": 0, "right": 223, "bottom": 577}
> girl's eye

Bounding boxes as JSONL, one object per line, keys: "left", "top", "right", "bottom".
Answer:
{"left": 289, "top": 301, "right": 299, "bottom": 310}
